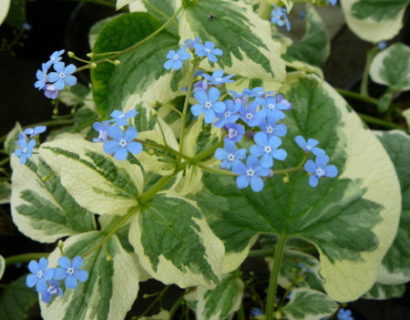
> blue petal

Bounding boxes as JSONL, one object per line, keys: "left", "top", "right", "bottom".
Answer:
{"left": 166, "top": 50, "right": 175, "bottom": 59}
{"left": 232, "top": 161, "right": 247, "bottom": 175}
{"left": 36, "top": 279, "right": 48, "bottom": 293}
{"left": 127, "top": 142, "right": 143, "bottom": 155}
{"left": 316, "top": 154, "right": 329, "bottom": 167}
{"left": 54, "top": 79, "right": 65, "bottom": 90}
{"left": 261, "top": 154, "right": 273, "bottom": 168}
{"left": 214, "top": 148, "right": 227, "bottom": 160}
{"left": 65, "top": 64, "right": 76, "bottom": 75}
{"left": 325, "top": 165, "right": 338, "bottom": 178}
{"left": 191, "top": 104, "right": 204, "bottom": 117}
{"left": 28, "top": 260, "right": 39, "bottom": 273}
{"left": 38, "top": 257, "right": 48, "bottom": 270}
{"left": 41, "top": 292, "right": 52, "bottom": 303}
{"left": 74, "top": 270, "right": 89, "bottom": 282}
{"left": 236, "top": 175, "right": 250, "bottom": 189}
{"left": 65, "top": 276, "right": 78, "bottom": 289}
{"left": 47, "top": 72, "right": 59, "bottom": 82}
{"left": 124, "top": 127, "right": 137, "bottom": 141}
{"left": 309, "top": 175, "right": 319, "bottom": 187}
{"left": 65, "top": 75, "right": 77, "bottom": 86}
{"left": 114, "top": 148, "right": 128, "bottom": 161}
{"left": 103, "top": 140, "right": 120, "bottom": 155}
{"left": 43, "top": 268, "right": 55, "bottom": 280}
{"left": 254, "top": 132, "right": 268, "bottom": 146}
{"left": 72, "top": 256, "right": 83, "bottom": 269}
{"left": 213, "top": 48, "right": 223, "bottom": 56}
{"left": 26, "top": 274, "right": 38, "bottom": 287}
{"left": 250, "top": 176, "right": 264, "bottom": 192}
{"left": 194, "top": 89, "right": 208, "bottom": 104}
{"left": 304, "top": 160, "right": 316, "bottom": 173}
{"left": 58, "top": 256, "right": 72, "bottom": 269}
{"left": 108, "top": 126, "right": 123, "bottom": 140}
{"left": 54, "top": 268, "right": 67, "bottom": 280}
{"left": 247, "top": 155, "right": 259, "bottom": 168}
{"left": 172, "top": 60, "right": 183, "bottom": 70}
{"left": 204, "top": 110, "right": 216, "bottom": 123}
{"left": 269, "top": 136, "right": 282, "bottom": 149}
{"left": 207, "top": 54, "right": 217, "bottom": 63}
{"left": 250, "top": 145, "right": 264, "bottom": 157}
{"left": 164, "top": 60, "right": 174, "bottom": 70}
{"left": 208, "top": 87, "right": 221, "bottom": 102}
{"left": 273, "top": 149, "right": 287, "bottom": 161}
{"left": 53, "top": 62, "right": 65, "bottom": 73}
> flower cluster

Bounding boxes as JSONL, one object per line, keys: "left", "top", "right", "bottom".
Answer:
{"left": 14, "top": 126, "right": 47, "bottom": 164}
{"left": 295, "top": 136, "right": 338, "bottom": 187}
{"left": 337, "top": 308, "right": 354, "bottom": 320}
{"left": 271, "top": 6, "right": 291, "bottom": 31}
{"left": 92, "top": 109, "right": 142, "bottom": 161}
{"left": 34, "top": 50, "right": 77, "bottom": 99}
{"left": 26, "top": 256, "right": 88, "bottom": 303}
{"left": 164, "top": 38, "right": 223, "bottom": 71}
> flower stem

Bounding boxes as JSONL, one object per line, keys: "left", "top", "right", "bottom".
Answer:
{"left": 360, "top": 47, "right": 377, "bottom": 97}
{"left": 265, "top": 235, "right": 287, "bottom": 320}
{"left": 5, "top": 252, "right": 49, "bottom": 266}
{"left": 357, "top": 113, "right": 404, "bottom": 130}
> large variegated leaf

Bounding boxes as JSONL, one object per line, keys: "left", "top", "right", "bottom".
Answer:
{"left": 41, "top": 231, "right": 140, "bottom": 320}
{"left": 340, "top": 0, "right": 407, "bottom": 42}
{"left": 0, "top": 0, "right": 10, "bottom": 25}
{"left": 10, "top": 156, "right": 95, "bottom": 243}
{"left": 3, "top": 122, "right": 22, "bottom": 154}
{"left": 376, "top": 131, "right": 410, "bottom": 284}
{"left": 282, "top": 288, "right": 338, "bottom": 320}
{"left": 0, "top": 255, "right": 4, "bottom": 280}
{"left": 39, "top": 138, "right": 143, "bottom": 216}
{"left": 369, "top": 43, "right": 410, "bottom": 91}
{"left": 364, "top": 282, "right": 406, "bottom": 300}
{"left": 0, "top": 276, "right": 38, "bottom": 320}
{"left": 194, "top": 274, "right": 244, "bottom": 320}
{"left": 178, "top": 0, "right": 286, "bottom": 81}
{"left": 286, "top": 6, "right": 330, "bottom": 67}
{"left": 128, "top": 0, "right": 180, "bottom": 25}
{"left": 91, "top": 12, "right": 184, "bottom": 118}
{"left": 194, "top": 74, "right": 401, "bottom": 302}
{"left": 129, "top": 193, "right": 225, "bottom": 288}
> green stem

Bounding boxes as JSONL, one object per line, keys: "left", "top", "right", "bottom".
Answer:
{"left": 5, "top": 252, "right": 49, "bottom": 266}
{"left": 265, "top": 235, "right": 287, "bottom": 320}
{"left": 360, "top": 47, "right": 377, "bottom": 97}
{"left": 169, "top": 295, "right": 184, "bottom": 318}
{"left": 248, "top": 248, "right": 274, "bottom": 257}
{"left": 0, "top": 157, "right": 9, "bottom": 167}
{"left": 258, "top": 0, "right": 271, "bottom": 19}
{"left": 358, "top": 113, "right": 404, "bottom": 130}
{"left": 191, "top": 140, "right": 223, "bottom": 162}
{"left": 138, "top": 172, "right": 181, "bottom": 204}
{"left": 336, "top": 88, "right": 379, "bottom": 106}
{"left": 179, "top": 60, "right": 200, "bottom": 157}
{"left": 273, "top": 166, "right": 303, "bottom": 175}
{"left": 197, "top": 164, "right": 236, "bottom": 176}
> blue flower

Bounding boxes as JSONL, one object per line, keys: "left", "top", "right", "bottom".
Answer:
{"left": 193, "top": 79, "right": 209, "bottom": 92}
{"left": 377, "top": 41, "right": 388, "bottom": 50}
{"left": 240, "top": 101, "right": 264, "bottom": 127}
{"left": 45, "top": 49, "right": 65, "bottom": 68}
{"left": 232, "top": 155, "right": 270, "bottom": 192}
{"left": 191, "top": 88, "right": 226, "bottom": 123}
{"left": 261, "top": 95, "right": 291, "bottom": 119}
{"left": 26, "top": 258, "right": 55, "bottom": 293}
{"left": 48, "top": 62, "right": 77, "bottom": 90}
{"left": 224, "top": 123, "right": 245, "bottom": 143}
{"left": 327, "top": 0, "right": 338, "bottom": 6}
{"left": 183, "top": 37, "right": 202, "bottom": 50}
{"left": 34, "top": 63, "right": 49, "bottom": 90}
{"left": 194, "top": 41, "right": 223, "bottom": 62}
{"left": 258, "top": 115, "right": 287, "bottom": 138}
{"left": 304, "top": 154, "right": 338, "bottom": 187}
{"left": 164, "top": 47, "right": 191, "bottom": 70}
{"left": 337, "top": 308, "right": 354, "bottom": 320}
{"left": 214, "top": 99, "right": 241, "bottom": 128}
{"left": 54, "top": 256, "right": 89, "bottom": 289}
{"left": 92, "top": 121, "right": 111, "bottom": 142}
{"left": 203, "top": 70, "right": 234, "bottom": 85}
{"left": 271, "top": 6, "right": 291, "bottom": 31}
{"left": 103, "top": 126, "right": 143, "bottom": 161}
{"left": 44, "top": 84, "right": 59, "bottom": 100}
{"left": 110, "top": 109, "right": 138, "bottom": 126}
{"left": 214, "top": 140, "right": 247, "bottom": 170}
{"left": 41, "top": 280, "right": 63, "bottom": 303}
{"left": 295, "top": 136, "right": 325, "bottom": 155}
{"left": 250, "top": 308, "right": 263, "bottom": 316}
{"left": 23, "top": 126, "right": 47, "bottom": 138}
{"left": 15, "top": 139, "right": 36, "bottom": 164}
{"left": 250, "top": 132, "right": 287, "bottom": 168}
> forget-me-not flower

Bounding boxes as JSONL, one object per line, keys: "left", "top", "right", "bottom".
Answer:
{"left": 232, "top": 155, "right": 270, "bottom": 192}
{"left": 54, "top": 256, "right": 89, "bottom": 289}
{"left": 41, "top": 280, "right": 63, "bottom": 303}
{"left": 224, "top": 123, "right": 245, "bottom": 143}
{"left": 337, "top": 308, "right": 354, "bottom": 320}
{"left": 258, "top": 116, "right": 287, "bottom": 138}
{"left": 48, "top": 62, "right": 77, "bottom": 90}
{"left": 271, "top": 6, "right": 291, "bottom": 31}
{"left": 92, "top": 121, "right": 111, "bottom": 142}
{"left": 14, "top": 139, "right": 36, "bottom": 164}
{"left": 22, "top": 126, "right": 47, "bottom": 138}
{"left": 44, "top": 84, "right": 59, "bottom": 100}
{"left": 203, "top": 70, "right": 234, "bottom": 85}
{"left": 214, "top": 99, "right": 241, "bottom": 128}
{"left": 34, "top": 63, "right": 49, "bottom": 90}
{"left": 45, "top": 49, "right": 65, "bottom": 68}
{"left": 191, "top": 88, "right": 226, "bottom": 124}
{"left": 295, "top": 136, "right": 325, "bottom": 155}
{"left": 164, "top": 47, "right": 191, "bottom": 70}
{"left": 194, "top": 41, "right": 223, "bottom": 62}
{"left": 304, "top": 154, "right": 338, "bottom": 187}
{"left": 214, "top": 140, "right": 247, "bottom": 170}
{"left": 250, "top": 132, "right": 287, "bottom": 168}
{"left": 109, "top": 109, "right": 138, "bottom": 126}
{"left": 250, "top": 308, "right": 263, "bottom": 317}
{"left": 26, "top": 258, "right": 55, "bottom": 293}
{"left": 240, "top": 101, "right": 264, "bottom": 127}
{"left": 103, "top": 126, "right": 143, "bottom": 161}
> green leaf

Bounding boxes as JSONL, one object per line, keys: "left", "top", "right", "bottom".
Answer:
{"left": 10, "top": 155, "right": 96, "bottom": 243}
{"left": 91, "top": 12, "right": 182, "bottom": 118}
{"left": 364, "top": 282, "right": 406, "bottom": 300}
{"left": 376, "top": 131, "right": 410, "bottom": 284}
{"left": 41, "top": 231, "right": 140, "bottom": 320}
{"left": 129, "top": 193, "right": 225, "bottom": 287}
{"left": 0, "top": 0, "right": 10, "bottom": 25}
{"left": 370, "top": 43, "right": 410, "bottom": 91}
{"left": 286, "top": 6, "right": 330, "bottom": 67}
{"left": 0, "top": 276, "right": 38, "bottom": 320}
{"left": 377, "top": 91, "right": 393, "bottom": 112}
{"left": 0, "top": 181, "right": 11, "bottom": 204}
{"left": 194, "top": 274, "right": 244, "bottom": 320}
{"left": 351, "top": 0, "right": 410, "bottom": 21}
{"left": 39, "top": 138, "right": 143, "bottom": 217}
{"left": 3, "top": 122, "right": 22, "bottom": 155}
{"left": 194, "top": 74, "right": 401, "bottom": 301}
{"left": 89, "top": 17, "right": 114, "bottom": 50}
{"left": 282, "top": 288, "right": 338, "bottom": 320}
{"left": 0, "top": 255, "right": 4, "bottom": 280}
{"left": 341, "top": 0, "right": 407, "bottom": 42}
{"left": 179, "top": 0, "right": 286, "bottom": 81}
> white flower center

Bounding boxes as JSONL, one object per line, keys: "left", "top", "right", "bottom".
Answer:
{"left": 216, "top": 78, "right": 223, "bottom": 82}
{"left": 37, "top": 271, "right": 43, "bottom": 278}
{"left": 246, "top": 169, "right": 255, "bottom": 176}
{"left": 246, "top": 113, "right": 253, "bottom": 120}
{"left": 266, "top": 126, "right": 274, "bottom": 134}
{"left": 228, "top": 129, "right": 237, "bottom": 138}
{"left": 268, "top": 103, "right": 275, "bottom": 110}
{"left": 48, "top": 286, "right": 58, "bottom": 295}
{"left": 119, "top": 139, "right": 127, "bottom": 148}
{"left": 22, "top": 148, "right": 28, "bottom": 153}
{"left": 59, "top": 73, "right": 66, "bottom": 79}
{"left": 227, "top": 154, "right": 235, "bottom": 162}
{"left": 224, "top": 111, "right": 231, "bottom": 118}
{"left": 173, "top": 55, "right": 180, "bottom": 60}
{"left": 205, "top": 48, "right": 212, "bottom": 53}
{"left": 98, "top": 131, "right": 108, "bottom": 140}
{"left": 315, "top": 167, "right": 325, "bottom": 177}
{"left": 205, "top": 101, "right": 213, "bottom": 109}
{"left": 67, "top": 267, "right": 75, "bottom": 275}
{"left": 305, "top": 145, "right": 312, "bottom": 151}
{"left": 264, "top": 146, "right": 272, "bottom": 153}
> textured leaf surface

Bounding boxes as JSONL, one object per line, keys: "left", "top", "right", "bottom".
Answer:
{"left": 195, "top": 274, "right": 244, "bottom": 320}
{"left": 179, "top": 0, "right": 286, "bottom": 81}
{"left": 41, "top": 231, "right": 140, "bottom": 320}
{"left": 39, "top": 138, "right": 143, "bottom": 216}
{"left": 11, "top": 156, "right": 95, "bottom": 243}
{"left": 370, "top": 44, "right": 410, "bottom": 91}
{"left": 0, "top": 276, "right": 38, "bottom": 320}
{"left": 282, "top": 288, "right": 338, "bottom": 320}
{"left": 0, "top": 0, "right": 10, "bottom": 25}
{"left": 195, "top": 75, "right": 401, "bottom": 301}
{"left": 129, "top": 193, "right": 224, "bottom": 287}
{"left": 341, "top": 0, "right": 407, "bottom": 42}
{"left": 376, "top": 131, "right": 410, "bottom": 284}
{"left": 286, "top": 6, "right": 329, "bottom": 67}
{"left": 91, "top": 12, "right": 181, "bottom": 117}
{"left": 364, "top": 282, "right": 406, "bottom": 300}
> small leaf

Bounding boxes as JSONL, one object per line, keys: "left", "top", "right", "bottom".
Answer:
{"left": 3, "top": 122, "right": 22, "bottom": 155}
{"left": 351, "top": 0, "right": 410, "bottom": 21}
{"left": 282, "top": 288, "right": 338, "bottom": 320}
{"left": 0, "top": 276, "right": 38, "bottom": 320}
{"left": 377, "top": 91, "right": 393, "bottom": 113}
{"left": 0, "top": 0, "right": 10, "bottom": 25}
{"left": 364, "top": 282, "right": 406, "bottom": 300}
